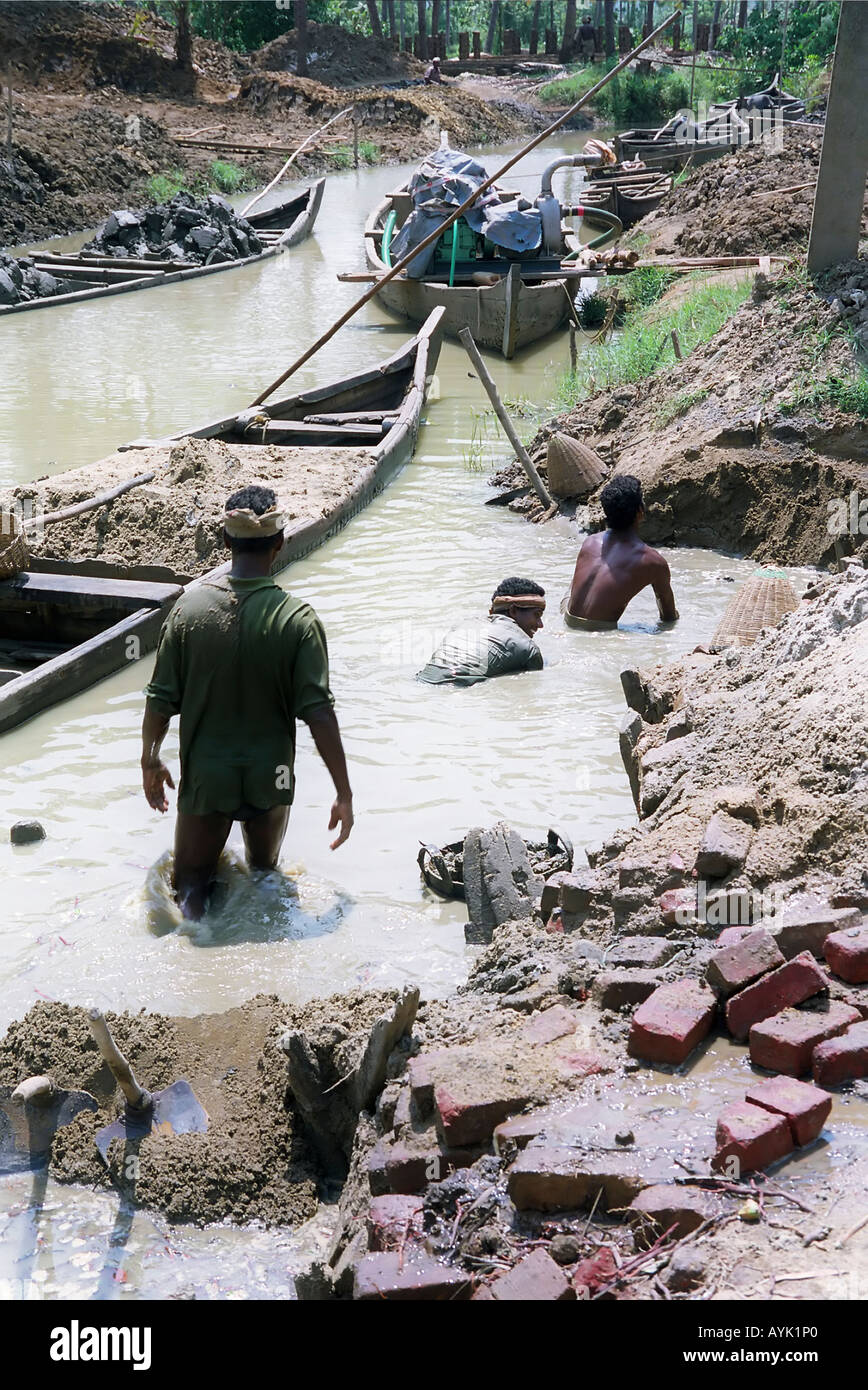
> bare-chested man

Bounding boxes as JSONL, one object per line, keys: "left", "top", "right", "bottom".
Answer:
{"left": 565, "top": 474, "right": 679, "bottom": 629}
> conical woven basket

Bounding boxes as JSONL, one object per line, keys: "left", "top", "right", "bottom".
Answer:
{"left": 0, "top": 511, "right": 29, "bottom": 580}
{"left": 546, "top": 433, "right": 606, "bottom": 500}
{"left": 711, "top": 573, "right": 799, "bottom": 649}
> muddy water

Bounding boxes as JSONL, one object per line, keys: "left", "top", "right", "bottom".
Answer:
{"left": 0, "top": 140, "right": 813, "bottom": 1296}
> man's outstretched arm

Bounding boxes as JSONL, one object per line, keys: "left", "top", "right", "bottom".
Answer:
{"left": 304, "top": 705, "right": 354, "bottom": 849}
{"left": 141, "top": 700, "right": 175, "bottom": 812}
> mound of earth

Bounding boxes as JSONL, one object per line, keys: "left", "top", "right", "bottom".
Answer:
{"left": 255, "top": 21, "right": 424, "bottom": 87}
{"left": 501, "top": 260, "right": 868, "bottom": 568}
{"left": 0, "top": 1, "right": 248, "bottom": 93}
{"left": 0, "top": 988, "right": 411, "bottom": 1226}
{"left": 639, "top": 130, "right": 868, "bottom": 258}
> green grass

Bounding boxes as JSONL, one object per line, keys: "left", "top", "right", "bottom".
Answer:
{"left": 655, "top": 387, "right": 711, "bottom": 427}
{"left": 555, "top": 276, "right": 752, "bottom": 408}
{"left": 209, "top": 159, "right": 249, "bottom": 194}
{"left": 147, "top": 170, "right": 189, "bottom": 202}
{"left": 358, "top": 139, "right": 381, "bottom": 164}
{"left": 782, "top": 370, "right": 868, "bottom": 419}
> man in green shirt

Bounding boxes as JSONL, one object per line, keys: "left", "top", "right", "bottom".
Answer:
{"left": 141, "top": 485, "right": 353, "bottom": 920}
{"left": 416, "top": 577, "right": 546, "bottom": 686}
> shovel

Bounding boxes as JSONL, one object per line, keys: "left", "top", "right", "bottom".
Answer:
{"left": 0, "top": 1075, "right": 98, "bottom": 1175}
{"left": 88, "top": 1009, "right": 208, "bottom": 1164}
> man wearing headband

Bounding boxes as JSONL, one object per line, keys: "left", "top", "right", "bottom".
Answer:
{"left": 417, "top": 577, "right": 546, "bottom": 686}
{"left": 140, "top": 484, "right": 353, "bottom": 920}
{"left": 565, "top": 474, "right": 679, "bottom": 630}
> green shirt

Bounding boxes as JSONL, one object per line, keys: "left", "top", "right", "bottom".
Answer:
{"left": 416, "top": 614, "right": 544, "bottom": 686}
{"left": 145, "top": 574, "right": 333, "bottom": 816}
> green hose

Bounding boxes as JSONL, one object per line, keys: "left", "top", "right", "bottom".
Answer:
{"left": 382, "top": 208, "right": 397, "bottom": 268}
{"left": 448, "top": 220, "right": 459, "bottom": 288}
{"left": 563, "top": 205, "right": 624, "bottom": 260}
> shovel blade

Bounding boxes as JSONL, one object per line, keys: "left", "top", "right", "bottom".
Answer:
{"left": 95, "top": 1079, "right": 208, "bottom": 1164}
{"left": 0, "top": 1088, "right": 98, "bottom": 1175}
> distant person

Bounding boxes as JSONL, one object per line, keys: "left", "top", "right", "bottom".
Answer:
{"left": 417, "top": 577, "right": 545, "bottom": 686}
{"left": 424, "top": 56, "right": 446, "bottom": 84}
{"left": 564, "top": 475, "right": 679, "bottom": 629}
{"left": 579, "top": 15, "right": 597, "bottom": 59}
{"left": 141, "top": 485, "right": 354, "bottom": 920}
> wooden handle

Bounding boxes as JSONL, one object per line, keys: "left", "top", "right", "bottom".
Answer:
{"left": 88, "top": 1009, "right": 150, "bottom": 1110}
{"left": 11, "top": 1075, "right": 55, "bottom": 1105}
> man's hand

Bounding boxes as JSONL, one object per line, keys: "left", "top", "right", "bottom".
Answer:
{"left": 142, "top": 760, "right": 175, "bottom": 813}
{"left": 328, "top": 795, "right": 354, "bottom": 849}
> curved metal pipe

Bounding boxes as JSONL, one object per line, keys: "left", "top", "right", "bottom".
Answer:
{"left": 539, "top": 153, "right": 602, "bottom": 198}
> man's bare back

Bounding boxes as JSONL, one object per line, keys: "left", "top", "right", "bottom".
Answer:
{"left": 566, "top": 475, "right": 678, "bottom": 626}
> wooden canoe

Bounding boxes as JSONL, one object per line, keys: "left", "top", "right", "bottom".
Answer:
{"left": 364, "top": 190, "right": 582, "bottom": 358}
{"left": 580, "top": 172, "right": 672, "bottom": 230}
{"left": 0, "top": 308, "right": 444, "bottom": 734}
{"left": 0, "top": 179, "right": 326, "bottom": 319}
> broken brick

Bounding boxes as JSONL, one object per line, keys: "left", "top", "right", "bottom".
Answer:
{"left": 353, "top": 1252, "right": 472, "bottom": 1301}
{"left": 659, "top": 887, "right": 696, "bottom": 925}
{"left": 717, "top": 925, "right": 758, "bottom": 948}
{"left": 492, "top": 1112, "right": 548, "bottom": 1155}
{"left": 749, "top": 1002, "right": 860, "bottom": 1076}
{"left": 705, "top": 929, "right": 784, "bottom": 996}
{"left": 366, "top": 1195, "right": 424, "bottom": 1252}
{"left": 490, "top": 1248, "right": 576, "bottom": 1301}
{"left": 712, "top": 1101, "right": 793, "bottom": 1175}
{"left": 572, "top": 1247, "right": 618, "bottom": 1298}
{"left": 695, "top": 811, "right": 752, "bottom": 878}
{"left": 628, "top": 979, "right": 717, "bottom": 1065}
{"left": 593, "top": 969, "right": 663, "bottom": 1011}
{"left": 508, "top": 1145, "right": 644, "bottom": 1212}
{"left": 744, "top": 1076, "right": 832, "bottom": 1147}
{"left": 725, "top": 951, "right": 827, "bottom": 1041}
{"left": 629, "top": 1184, "right": 711, "bottom": 1248}
{"left": 434, "top": 1082, "right": 531, "bottom": 1148}
{"left": 812, "top": 1020, "right": 868, "bottom": 1087}
{"left": 606, "top": 936, "right": 678, "bottom": 969}
{"left": 522, "top": 1003, "right": 577, "bottom": 1045}
{"left": 824, "top": 924, "right": 868, "bottom": 984}
{"left": 368, "top": 1140, "right": 437, "bottom": 1196}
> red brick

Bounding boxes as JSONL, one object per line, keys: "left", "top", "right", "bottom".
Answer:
{"left": 522, "top": 1004, "right": 577, "bottom": 1045}
{"left": 490, "top": 1248, "right": 576, "bottom": 1301}
{"left": 705, "top": 929, "right": 784, "bottom": 995}
{"left": 744, "top": 1076, "right": 832, "bottom": 1147}
{"left": 593, "top": 970, "right": 662, "bottom": 1011}
{"left": 717, "top": 926, "right": 757, "bottom": 947}
{"left": 824, "top": 925, "right": 868, "bottom": 984}
{"left": 366, "top": 1195, "right": 424, "bottom": 1252}
{"left": 749, "top": 1002, "right": 860, "bottom": 1076}
{"left": 629, "top": 1185, "right": 711, "bottom": 1248}
{"left": 812, "top": 1021, "right": 868, "bottom": 1087}
{"left": 695, "top": 811, "right": 752, "bottom": 877}
{"left": 434, "top": 1082, "right": 531, "bottom": 1148}
{"left": 572, "top": 1247, "right": 617, "bottom": 1298}
{"left": 555, "top": 1050, "right": 609, "bottom": 1079}
{"left": 492, "top": 1112, "right": 548, "bottom": 1155}
{"left": 353, "top": 1252, "right": 472, "bottom": 1301}
{"left": 508, "top": 1145, "right": 645, "bottom": 1212}
{"left": 725, "top": 951, "right": 827, "bottom": 1041}
{"left": 628, "top": 980, "right": 717, "bottom": 1065}
{"left": 659, "top": 887, "right": 696, "bottom": 926}
{"left": 368, "top": 1140, "right": 437, "bottom": 1196}
{"left": 712, "top": 1101, "right": 793, "bottom": 1175}
{"left": 774, "top": 905, "right": 861, "bottom": 959}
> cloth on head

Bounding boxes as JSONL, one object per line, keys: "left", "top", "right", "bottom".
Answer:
{"left": 223, "top": 504, "right": 285, "bottom": 539}
{"left": 490, "top": 593, "right": 546, "bottom": 615}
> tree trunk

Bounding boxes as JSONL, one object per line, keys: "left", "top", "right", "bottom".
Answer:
{"left": 737, "top": 1, "right": 748, "bottom": 28}
{"left": 532, "top": 0, "right": 542, "bottom": 35}
{"left": 417, "top": 0, "right": 427, "bottom": 51}
{"left": 387, "top": 0, "right": 397, "bottom": 39}
{"left": 431, "top": 0, "right": 440, "bottom": 43}
{"left": 173, "top": 1, "right": 193, "bottom": 70}
{"left": 367, "top": 0, "right": 383, "bottom": 38}
{"left": 295, "top": 0, "right": 308, "bottom": 76}
{"left": 445, "top": 0, "right": 451, "bottom": 47}
{"left": 486, "top": 0, "right": 500, "bottom": 53}
{"left": 644, "top": 1, "right": 654, "bottom": 36}
{"left": 604, "top": 0, "right": 616, "bottom": 54}
{"left": 561, "top": 0, "right": 577, "bottom": 60}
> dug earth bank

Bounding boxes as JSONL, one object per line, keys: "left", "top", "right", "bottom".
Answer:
{"left": 2, "top": 566, "right": 866, "bottom": 1300}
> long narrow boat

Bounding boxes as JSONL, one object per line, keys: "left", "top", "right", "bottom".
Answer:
{"left": 0, "top": 308, "right": 444, "bottom": 734}
{"left": 0, "top": 179, "right": 325, "bottom": 319}
{"left": 580, "top": 170, "right": 673, "bottom": 229}
{"left": 364, "top": 162, "right": 595, "bottom": 358}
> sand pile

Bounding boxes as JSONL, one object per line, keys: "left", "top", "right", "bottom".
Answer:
{"left": 255, "top": 22, "right": 424, "bottom": 87}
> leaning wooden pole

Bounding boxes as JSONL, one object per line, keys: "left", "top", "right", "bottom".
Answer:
{"left": 249, "top": 7, "right": 680, "bottom": 407}
{"left": 459, "top": 327, "right": 553, "bottom": 510}
{"left": 240, "top": 105, "right": 354, "bottom": 218}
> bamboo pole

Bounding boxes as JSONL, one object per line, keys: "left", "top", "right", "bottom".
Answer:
{"left": 459, "top": 327, "right": 553, "bottom": 510}
{"left": 249, "top": 7, "right": 680, "bottom": 407}
{"left": 26, "top": 473, "right": 155, "bottom": 530}
{"left": 240, "top": 105, "right": 354, "bottom": 218}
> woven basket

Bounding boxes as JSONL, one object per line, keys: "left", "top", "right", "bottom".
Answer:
{"left": 711, "top": 573, "right": 799, "bottom": 649}
{"left": 546, "top": 433, "right": 606, "bottom": 500}
{"left": 0, "top": 512, "right": 29, "bottom": 580}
